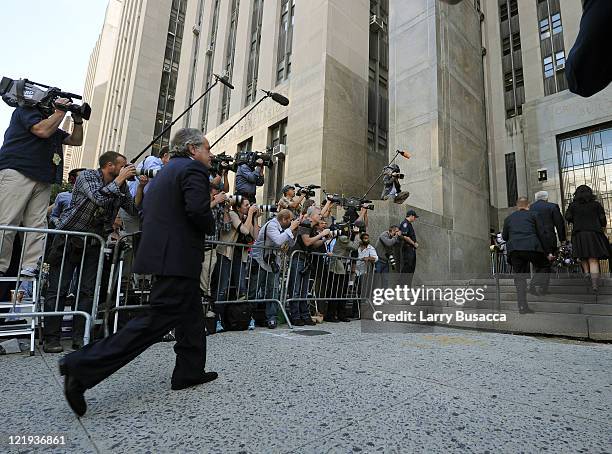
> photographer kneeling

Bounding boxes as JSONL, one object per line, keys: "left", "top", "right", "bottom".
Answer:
{"left": 214, "top": 197, "right": 260, "bottom": 332}
{"left": 288, "top": 206, "right": 331, "bottom": 326}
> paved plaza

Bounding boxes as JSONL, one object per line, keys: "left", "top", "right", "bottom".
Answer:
{"left": 1, "top": 322, "right": 611, "bottom": 453}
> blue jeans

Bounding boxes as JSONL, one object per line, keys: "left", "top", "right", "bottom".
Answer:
{"left": 249, "top": 261, "right": 280, "bottom": 322}
{"left": 375, "top": 260, "right": 389, "bottom": 289}
{"left": 288, "top": 257, "right": 311, "bottom": 320}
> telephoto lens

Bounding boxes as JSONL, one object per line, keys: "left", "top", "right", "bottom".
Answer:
{"left": 258, "top": 204, "right": 278, "bottom": 213}
{"left": 135, "top": 168, "right": 159, "bottom": 178}
{"left": 226, "top": 194, "right": 243, "bottom": 205}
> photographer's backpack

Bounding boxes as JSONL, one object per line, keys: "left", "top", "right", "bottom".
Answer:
{"left": 224, "top": 302, "right": 251, "bottom": 331}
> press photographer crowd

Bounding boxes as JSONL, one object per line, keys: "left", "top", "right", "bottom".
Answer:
{"left": 0, "top": 0, "right": 611, "bottom": 417}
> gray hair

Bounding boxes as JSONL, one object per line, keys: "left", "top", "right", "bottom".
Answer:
{"left": 170, "top": 128, "right": 204, "bottom": 158}
{"left": 306, "top": 205, "right": 321, "bottom": 217}
{"left": 535, "top": 191, "right": 548, "bottom": 201}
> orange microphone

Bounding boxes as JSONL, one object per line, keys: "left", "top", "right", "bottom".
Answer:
{"left": 398, "top": 150, "right": 412, "bottom": 159}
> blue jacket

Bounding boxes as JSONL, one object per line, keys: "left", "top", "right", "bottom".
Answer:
{"left": 133, "top": 157, "right": 215, "bottom": 279}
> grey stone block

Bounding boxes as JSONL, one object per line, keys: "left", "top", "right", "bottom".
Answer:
{"left": 587, "top": 315, "right": 612, "bottom": 340}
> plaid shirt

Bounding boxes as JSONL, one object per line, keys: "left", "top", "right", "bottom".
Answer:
{"left": 204, "top": 204, "right": 232, "bottom": 249}
{"left": 57, "top": 169, "right": 138, "bottom": 236}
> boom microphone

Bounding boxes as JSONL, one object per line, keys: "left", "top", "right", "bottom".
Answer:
{"left": 262, "top": 90, "right": 289, "bottom": 106}
{"left": 214, "top": 73, "right": 235, "bottom": 90}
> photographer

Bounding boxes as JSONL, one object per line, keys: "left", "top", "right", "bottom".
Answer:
{"left": 326, "top": 227, "right": 358, "bottom": 323}
{"left": 277, "top": 184, "right": 305, "bottom": 217}
{"left": 250, "top": 209, "right": 300, "bottom": 329}
{"left": 381, "top": 164, "right": 409, "bottom": 204}
{"left": 235, "top": 158, "right": 264, "bottom": 204}
{"left": 374, "top": 225, "right": 401, "bottom": 276}
{"left": 288, "top": 205, "right": 331, "bottom": 326}
{"left": 214, "top": 198, "right": 260, "bottom": 332}
{"left": 353, "top": 232, "right": 378, "bottom": 318}
{"left": 200, "top": 185, "right": 230, "bottom": 300}
{"left": 0, "top": 99, "right": 83, "bottom": 277}
{"left": 43, "top": 151, "right": 142, "bottom": 353}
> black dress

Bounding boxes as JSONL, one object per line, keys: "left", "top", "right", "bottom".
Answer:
{"left": 565, "top": 200, "right": 610, "bottom": 259}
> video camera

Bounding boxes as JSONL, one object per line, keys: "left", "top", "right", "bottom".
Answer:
{"left": 235, "top": 149, "right": 274, "bottom": 169}
{"left": 324, "top": 192, "right": 374, "bottom": 211}
{"left": 0, "top": 77, "right": 91, "bottom": 120}
{"left": 210, "top": 152, "right": 237, "bottom": 176}
{"left": 295, "top": 183, "right": 320, "bottom": 199}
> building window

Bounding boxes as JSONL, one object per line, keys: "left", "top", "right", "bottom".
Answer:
{"left": 538, "top": 1, "right": 567, "bottom": 95}
{"left": 201, "top": 0, "right": 221, "bottom": 133}
{"left": 276, "top": 0, "right": 295, "bottom": 84}
{"left": 505, "top": 152, "right": 518, "bottom": 207}
{"left": 220, "top": 0, "right": 240, "bottom": 124}
{"left": 499, "top": 0, "right": 524, "bottom": 119}
{"left": 152, "top": 0, "right": 187, "bottom": 156}
{"left": 245, "top": 0, "right": 264, "bottom": 105}
{"left": 238, "top": 137, "right": 253, "bottom": 153}
{"left": 368, "top": 0, "right": 389, "bottom": 156}
{"left": 558, "top": 123, "right": 612, "bottom": 239}
{"left": 265, "top": 119, "right": 288, "bottom": 203}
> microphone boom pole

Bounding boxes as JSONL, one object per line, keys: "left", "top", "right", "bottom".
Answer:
{"left": 361, "top": 149, "right": 406, "bottom": 200}
{"left": 210, "top": 90, "right": 289, "bottom": 149}
{"left": 131, "top": 74, "right": 233, "bottom": 164}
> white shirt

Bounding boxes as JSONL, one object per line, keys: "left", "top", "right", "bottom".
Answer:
{"left": 356, "top": 244, "right": 378, "bottom": 276}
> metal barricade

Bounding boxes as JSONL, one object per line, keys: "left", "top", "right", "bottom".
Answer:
{"left": 284, "top": 249, "right": 376, "bottom": 323}
{"left": 106, "top": 237, "right": 293, "bottom": 333}
{"left": 0, "top": 225, "right": 106, "bottom": 353}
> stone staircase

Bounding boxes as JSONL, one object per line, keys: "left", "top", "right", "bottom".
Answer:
{"left": 362, "top": 276, "right": 612, "bottom": 341}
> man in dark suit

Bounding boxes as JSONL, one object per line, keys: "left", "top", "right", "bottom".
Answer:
{"left": 565, "top": 0, "right": 612, "bottom": 97}
{"left": 529, "top": 191, "right": 566, "bottom": 293}
{"left": 503, "top": 197, "right": 553, "bottom": 314}
{"left": 57, "top": 128, "right": 217, "bottom": 417}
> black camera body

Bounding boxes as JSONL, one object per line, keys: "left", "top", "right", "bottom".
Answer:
{"left": 0, "top": 77, "right": 91, "bottom": 120}
{"left": 235, "top": 150, "right": 274, "bottom": 169}
{"left": 210, "top": 152, "right": 237, "bottom": 176}
{"left": 295, "top": 183, "right": 320, "bottom": 199}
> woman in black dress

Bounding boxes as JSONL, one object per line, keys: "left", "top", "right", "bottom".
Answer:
{"left": 565, "top": 185, "right": 609, "bottom": 292}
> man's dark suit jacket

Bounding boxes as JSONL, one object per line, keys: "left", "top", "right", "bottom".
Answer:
{"left": 502, "top": 209, "right": 547, "bottom": 255}
{"left": 134, "top": 156, "right": 215, "bottom": 280}
{"left": 529, "top": 200, "right": 566, "bottom": 252}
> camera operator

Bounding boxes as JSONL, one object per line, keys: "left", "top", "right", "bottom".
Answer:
{"left": 381, "top": 164, "right": 410, "bottom": 204}
{"left": 214, "top": 198, "right": 260, "bottom": 332}
{"left": 288, "top": 205, "right": 331, "bottom": 326}
{"left": 42, "top": 151, "right": 143, "bottom": 353}
{"left": 277, "top": 184, "right": 306, "bottom": 217}
{"left": 399, "top": 210, "right": 419, "bottom": 286}
{"left": 235, "top": 157, "right": 264, "bottom": 204}
{"left": 0, "top": 99, "right": 83, "bottom": 277}
{"left": 250, "top": 209, "right": 300, "bottom": 329}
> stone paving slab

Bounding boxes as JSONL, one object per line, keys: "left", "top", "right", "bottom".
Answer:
{"left": 0, "top": 321, "right": 610, "bottom": 453}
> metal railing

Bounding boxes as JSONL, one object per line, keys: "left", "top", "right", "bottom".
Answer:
{"left": 0, "top": 225, "right": 106, "bottom": 353}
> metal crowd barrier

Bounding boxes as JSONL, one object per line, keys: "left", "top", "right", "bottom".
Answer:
{"left": 490, "top": 250, "right": 512, "bottom": 276}
{"left": 284, "top": 249, "right": 376, "bottom": 322}
{"left": 105, "top": 234, "right": 376, "bottom": 334}
{"left": 0, "top": 225, "right": 106, "bottom": 353}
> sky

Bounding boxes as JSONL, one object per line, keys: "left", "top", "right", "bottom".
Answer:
{"left": 0, "top": 0, "right": 109, "bottom": 146}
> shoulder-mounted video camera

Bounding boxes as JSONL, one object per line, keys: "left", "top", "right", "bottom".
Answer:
{"left": 210, "top": 152, "right": 237, "bottom": 176}
{"left": 295, "top": 183, "right": 320, "bottom": 199}
{"left": 0, "top": 77, "right": 91, "bottom": 120}
{"left": 323, "top": 191, "right": 374, "bottom": 212}
{"left": 235, "top": 149, "right": 274, "bottom": 169}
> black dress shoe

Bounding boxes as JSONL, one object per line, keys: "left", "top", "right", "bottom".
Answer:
{"left": 293, "top": 319, "right": 305, "bottom": 326}
{"left": 303, "top": 318, "right": 316, "bottom": 326}
{"left": 171, "top": 372, "right": 219, "bottom": 391}
{"left": 338, "top": 318, "right": 351, "bottom": 322}
{"left": 59, "top": 360, "right": 87, "bottom": 417}
{"left": 324, "top": 317, "right": 340, "bottom": 323}
{"left": 43, "top": 340, "right": 64, "bottom": 353}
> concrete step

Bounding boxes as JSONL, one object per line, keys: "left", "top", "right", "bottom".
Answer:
{"left": 587, "top": 316, "right": 612, "bottom": 340}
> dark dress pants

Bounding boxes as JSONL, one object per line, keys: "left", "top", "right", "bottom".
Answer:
{"left": 400, "top": 248, "right": 416, "bottom": 286}
{"left": 509, "top": 251, "right": 550, "bottom": 310}
{"left": 61, "top": 275, "right": 206, "bottom": 390}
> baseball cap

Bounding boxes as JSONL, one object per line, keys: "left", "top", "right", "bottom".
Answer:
{"left": 406, "top": 209, "right": 419, "bottom": 218}
{"left": 281, "top": 184, "right": 295, "bottom": 194}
